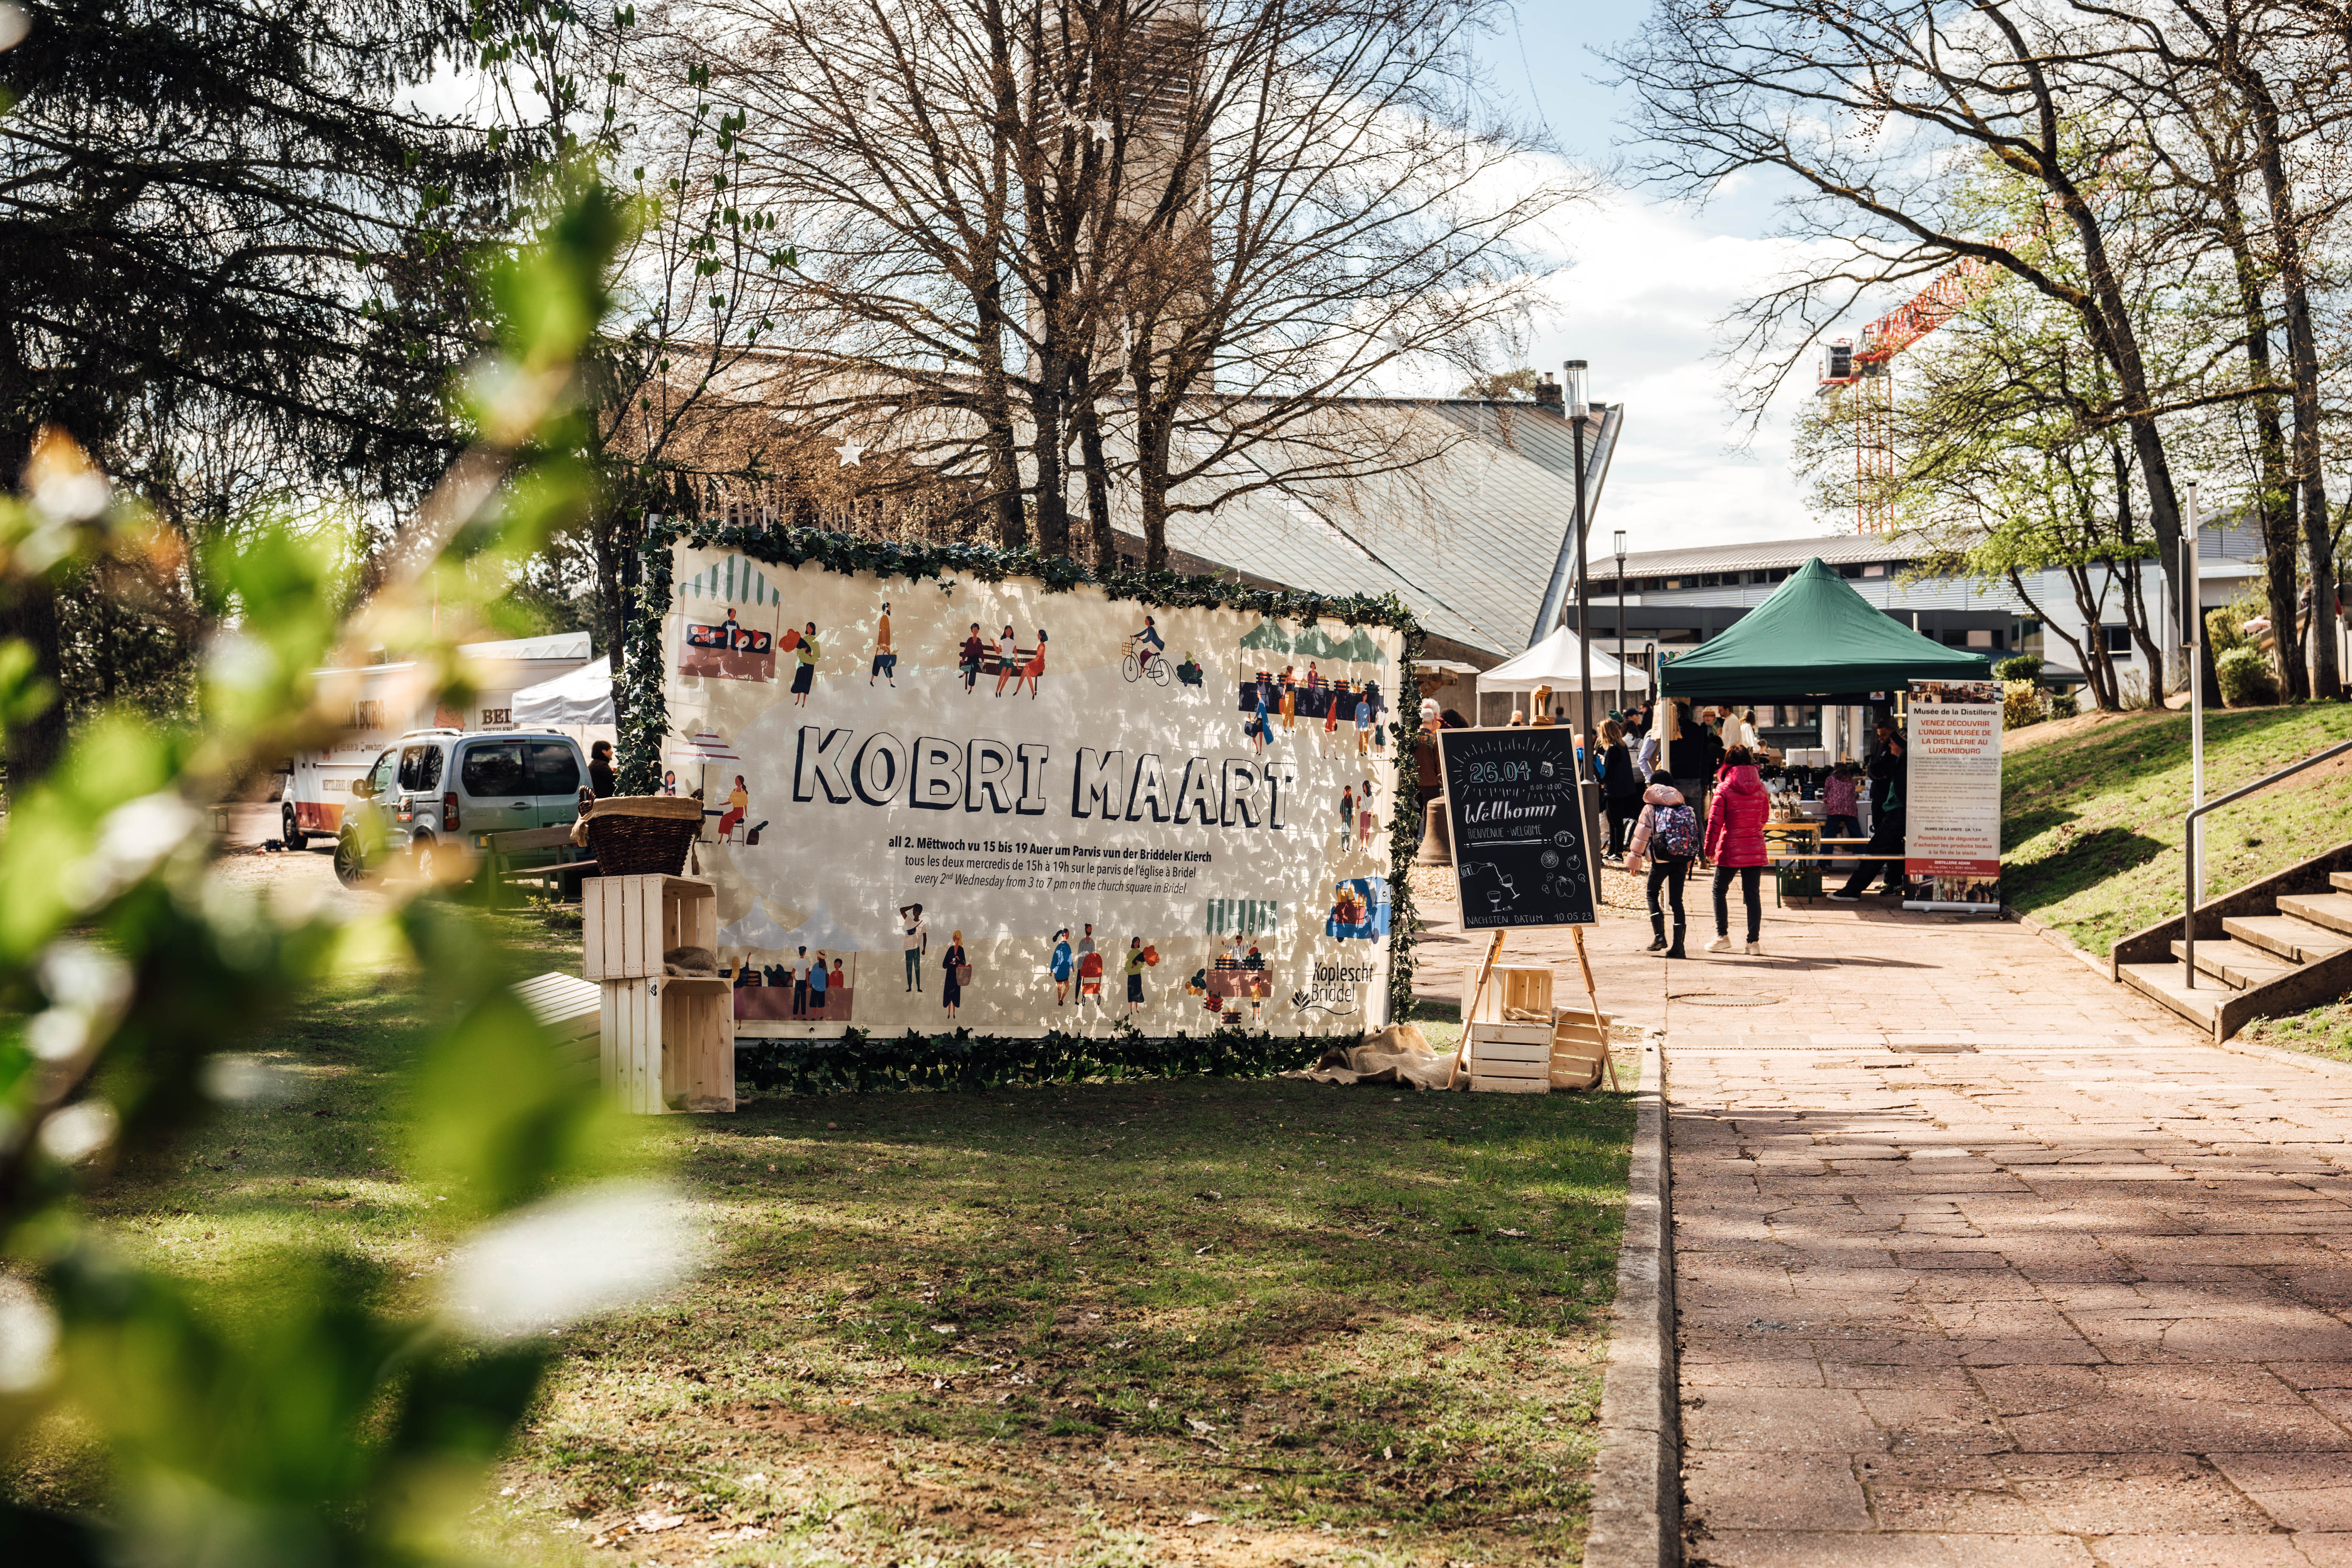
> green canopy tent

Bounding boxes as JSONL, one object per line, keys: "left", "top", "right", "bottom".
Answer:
{"left": 1659, "top": 558, "right": 1993, "bottom": 700}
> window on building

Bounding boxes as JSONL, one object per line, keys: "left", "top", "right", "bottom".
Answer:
{"left": 1862, "top": 563, "right": 1887, "bottom": 578}
{"left": 1839, "top": 564, "right": 1863, "bottom": 578}
{"left": 1663, "top": 578, "right": 1682, "bottom": 590}
{"left": 1966, "top": 629, "right": 1995, "bottom": 648}
{"left": 2100, "top": 625, "right": 2133, "bottom": 654}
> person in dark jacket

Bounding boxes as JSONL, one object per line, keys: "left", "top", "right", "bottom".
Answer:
{"left": 1599, "top": 718, "right": 1643, "bottom": 859}
{"left": 1664, "top": 702, "right": 1724, "bottom": 851}
{"left": 1830, "top": 720, "right": 1908, "bottom": 899}
{"left": 588, "top": 740, "right": 617, "bottom": 798}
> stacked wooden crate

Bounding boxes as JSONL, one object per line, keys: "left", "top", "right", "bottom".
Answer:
{"left": 1461, "top": 965, "right": 1556, "bottom": 1093}
{"left": 583, "top": 874, "right": 735, "bottom": 1114}
{"left": 1461, "top": 963, "right": 1612, "bottom": 1093}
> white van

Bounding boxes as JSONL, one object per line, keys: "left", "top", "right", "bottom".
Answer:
{"left": 336, "top": 729, "right": 590, "bottom": 886}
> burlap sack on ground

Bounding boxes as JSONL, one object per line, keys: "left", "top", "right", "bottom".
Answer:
{"left": 1285, "top": 1022, "right": 1458, "bottom": 1091}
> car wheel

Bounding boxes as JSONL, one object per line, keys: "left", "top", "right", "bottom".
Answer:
{"left": 281, "top": 805, "right": 308, "bottom": 853}
{"left": 412, "top": 834, "right": 443, "bottom": 884}
{"left": 333, "top": 833, "right": 370, "bottom": 888}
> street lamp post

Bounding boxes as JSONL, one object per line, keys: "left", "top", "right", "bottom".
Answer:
{"left": 1567, "top": 359, "right": 1602, "bottom": 867}
{"left": 1614, "top": 528, "right": 1628, "bottom": 715}
{"left": 2184, "top": 479, "right": 2204, "bottom": 907}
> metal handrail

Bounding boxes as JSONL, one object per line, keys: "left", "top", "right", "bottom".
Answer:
{"left": 2182, "top": 738, "right": 2352, "bottom": 989}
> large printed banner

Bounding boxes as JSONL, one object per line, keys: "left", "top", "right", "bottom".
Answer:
{"left": 1903, "top": 679, "right": 2003, "bottom": 908}
{"left": 658, "top": 547, "right": 1404, "bottom": 1038}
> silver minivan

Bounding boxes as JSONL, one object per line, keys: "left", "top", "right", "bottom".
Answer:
{"left": 338, "top": 729, "right": 589, "bottom": 886}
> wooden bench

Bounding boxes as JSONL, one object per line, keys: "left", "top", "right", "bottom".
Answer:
{"left": 480, "top": 825, "right": 597, "bottom": 904}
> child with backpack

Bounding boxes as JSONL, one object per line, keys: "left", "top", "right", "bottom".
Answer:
{"left": 1623, "top": 768, "right": 1699, "bottom": 958}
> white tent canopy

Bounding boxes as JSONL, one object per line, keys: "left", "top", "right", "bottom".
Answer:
{"left": 510, "top": 657, "right": 615, "bottom": 726}
{"left": 1477, "top": 625, "right": 1643, "bottom": 693}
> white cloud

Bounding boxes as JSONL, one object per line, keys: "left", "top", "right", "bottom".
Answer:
{"left": 1520, "top": 184, "right": 1844, "bottom": 551}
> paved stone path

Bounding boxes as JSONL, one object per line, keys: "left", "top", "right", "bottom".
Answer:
{"left": 1418, "top": 892, "right": 2352, "bottom": 1564}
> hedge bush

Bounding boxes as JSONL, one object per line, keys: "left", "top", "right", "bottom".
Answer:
{"left": 2217, "top": 645, "right": 2282, "bottom": 707}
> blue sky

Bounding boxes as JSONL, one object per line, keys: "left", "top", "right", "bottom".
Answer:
{"left": 1465, "top": 4, "right": 1834, "bottom": 553}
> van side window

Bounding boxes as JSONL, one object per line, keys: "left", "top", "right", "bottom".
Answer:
{"left": 460, "top": 741, "right": 527, "bottom": 797}
{"left": 367, "top": 751, "right": 397, "bottom": 798}
{"left": 526, "top": 741, "right": 580, "bottom": 796}
{"left": 418, "top": 746, "right": 444, "bottom": 791}
{"left": 397, "top": 746, "right": 428, "bottom": 791}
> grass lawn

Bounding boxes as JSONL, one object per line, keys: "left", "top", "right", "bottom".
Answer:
{"left": 2002, "top": 703, "right": 2352, "bottom": 957}
{"left": 2241, "top": 1002, "right": 2352, "bottom": 1066}
{"left": 14, "top": 903, "right": 1640, "bottom": 1568}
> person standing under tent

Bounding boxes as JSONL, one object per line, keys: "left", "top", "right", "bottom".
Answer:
{"left": 1279, "top": 667, "right": 1298, "bottom": 732}
{"left": 1321, "top": 682, "right": 1341, "bottom": 755}
{"left": 806, "top": 949, "right": 829, "bottom": 1015}
{"left": 1354, "top": 689, "right": 1373, "bottom": 755}
{"left": 1829, "top": 720, "right": 1909, "bottom": 900}
{"left": 791, "top": 946, "right": 810, "bottom": 1017}
{"left": 1704, "top": 746, "right": 1771, "bottom": 955}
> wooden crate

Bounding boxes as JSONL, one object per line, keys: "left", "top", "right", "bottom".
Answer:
{"left": 1463, "top": 964, "right": 1553, "bottom": 1024}
{"left": 600, "top": 975, "right": 735, "bottom": 1114}
{"left": 583, "top": 875, "right": 717, "bottom": 981}
{"left": 1466, "top": 1021, "right": 1552, "bottom": 1093}
{"left": 1551, "top": 1008, "right": 1612, "bottom": 1091}
{"left": 514, "top": 971, "right": 600, "bottom": 1069}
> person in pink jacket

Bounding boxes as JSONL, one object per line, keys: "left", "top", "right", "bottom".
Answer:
{"left": 1704, "top": 747, "right": 1772, "bottom": 955}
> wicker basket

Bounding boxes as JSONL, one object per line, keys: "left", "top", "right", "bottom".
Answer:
{"left": 579, "top": 796, "right": 704, "bottom": 877}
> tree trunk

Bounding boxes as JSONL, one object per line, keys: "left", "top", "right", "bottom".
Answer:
{"left": 2240, "top": 64, "right": 2340, "bottom": 698}
{"left": 1070, "top": 365, "right": 1116, "bottom": 569}
{"left": 2212, "top": 160, "right": 2306, "bottom": 698}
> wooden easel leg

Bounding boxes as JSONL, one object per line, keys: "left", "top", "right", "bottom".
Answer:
{"left": 1571, "top": 924, "right": 1620, "bottom": 1091}
{"left": 1447, "top": 929, "right": 1505, "bottom": 1091}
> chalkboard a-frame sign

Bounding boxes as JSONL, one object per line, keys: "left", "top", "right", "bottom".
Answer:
{"left": 1438, "top": 728, "right": 1596, "bottom": 929}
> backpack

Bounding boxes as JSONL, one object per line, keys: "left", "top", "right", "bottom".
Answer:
{"left": 1654, "top": 804, "right": 1699, "bottom": 859}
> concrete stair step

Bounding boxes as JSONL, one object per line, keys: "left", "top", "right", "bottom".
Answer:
{"left": 2278, "top": 892, "right": 2352, "bottom": 937}
{"left": 2332, "top": 870, "right": 2352, "bottom": 894}
{"left": 2119, "top": 961, "right": 2223, "bottom": 1032}
{"left": 2169, "top": 937, "right": 2300, "bottom": 990}
{"left": 2226, "top": 913, "right": 2352, "bottom": 964}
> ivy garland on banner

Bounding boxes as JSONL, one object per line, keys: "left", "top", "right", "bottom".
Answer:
{"left": 614, "top": 522, "right": 1428, "bottom": 1047}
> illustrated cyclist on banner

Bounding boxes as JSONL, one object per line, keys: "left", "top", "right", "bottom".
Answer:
{"left": 1132, "top": 614, "right": 1164, "bottom": 670}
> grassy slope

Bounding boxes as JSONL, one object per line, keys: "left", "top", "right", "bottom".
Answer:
{"left": 2002, "top": 704, "right": 2352, "bottom": 957}
{"left": 17, "top": 907, "right": 1638, "bottom": 1568}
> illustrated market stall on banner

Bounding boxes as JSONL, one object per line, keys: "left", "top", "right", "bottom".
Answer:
{"left": 618, "top": 529, "right": 1422, "bottom": 1045}
{"left": 1657, "top": 558, "right": 1999, "bottom": 910}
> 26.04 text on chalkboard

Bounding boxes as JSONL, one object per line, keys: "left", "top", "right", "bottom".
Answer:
{"left": 1437, "top": 729, "right": 1595, "bottom": 929}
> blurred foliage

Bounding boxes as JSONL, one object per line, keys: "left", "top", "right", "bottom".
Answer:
{"left": 2002, "top": 679, "right": 2047, "bottom": 730}
{"left": 0, "top": 183, "right": 657, "bottom": 1564}
{"left": 1993, "top": 654, "right": 2044, "bottom": 683}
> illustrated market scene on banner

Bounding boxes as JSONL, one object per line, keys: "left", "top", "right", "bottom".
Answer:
{"left": 31, "top": 3, "right": 2352, "bottom": 1561}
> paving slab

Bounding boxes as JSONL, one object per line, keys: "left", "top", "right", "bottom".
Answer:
{"left": 1417, "top": 888, "right": 2352, "bottom": 1562}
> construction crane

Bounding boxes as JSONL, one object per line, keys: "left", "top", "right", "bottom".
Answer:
{"left": 1817, "top": 257, "right": 1991, "bottom": 532}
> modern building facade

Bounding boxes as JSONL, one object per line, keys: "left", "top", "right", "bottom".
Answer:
{"left": 1584, "top": 517, "right": 2276, "bottom": 710}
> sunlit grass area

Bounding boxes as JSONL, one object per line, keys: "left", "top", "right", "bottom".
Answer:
{"left": 14, "top": 903, "right": 1638, "bottom": 1567}
{"left": 2002, "top": 704, "right": 2352, "bottom": 955}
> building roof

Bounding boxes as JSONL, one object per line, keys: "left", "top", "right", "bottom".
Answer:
{"left": 1152, "top": 400, "right": 1620, "bottom": 662}
{"left": 1595, "top": 533, "right": 1906, "bottom": 582}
